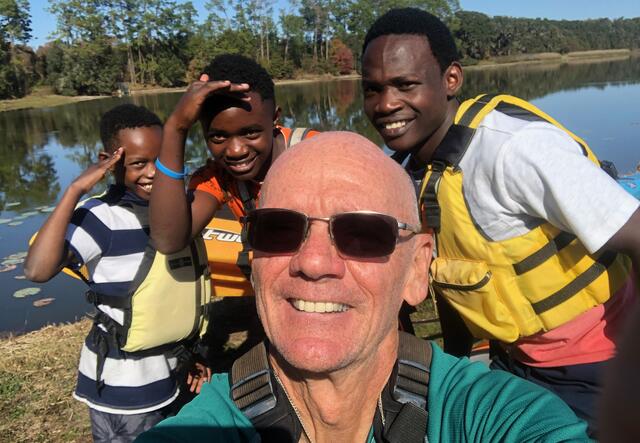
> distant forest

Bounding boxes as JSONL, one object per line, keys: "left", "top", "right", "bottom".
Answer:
{"left": 1, "top": 0, "right": 640, "bottom": 99}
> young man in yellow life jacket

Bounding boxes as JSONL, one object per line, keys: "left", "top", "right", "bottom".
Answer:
{"left": 361, "top": 8, "right": 640, "bottom": 436}
{"left": 149, "top": 54, "right": 318, "bottom": 277}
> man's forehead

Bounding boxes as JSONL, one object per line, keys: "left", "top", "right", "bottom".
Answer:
{"left": 261, "top": 132, "right": 411, "bottom": 215}
{"left": 362, "top": 34, "right": 432, "bottom": 74}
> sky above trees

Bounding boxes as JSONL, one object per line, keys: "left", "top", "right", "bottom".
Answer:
{"left": 25, "top": 0, "right": 640, "bottom": 48}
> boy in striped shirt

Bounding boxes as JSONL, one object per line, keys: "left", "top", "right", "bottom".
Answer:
{"left": 25, "top": 104, "right": 206, "bottom": 442}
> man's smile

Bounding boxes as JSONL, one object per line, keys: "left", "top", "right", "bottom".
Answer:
{"left": 290, "top": 298, "right": 351, "bottom": 313}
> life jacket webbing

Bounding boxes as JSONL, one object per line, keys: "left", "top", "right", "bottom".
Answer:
{"left": 230, "top": 332, "right": 431, "bottom": 443}
{"left": 531, "top": 250, "right": 617, "bottom": 314}
{"left": 235, "top": 127, "right": 315, "bottom": 282}
{"left": 512, "top": 232, "right": 577, "bottom": 275}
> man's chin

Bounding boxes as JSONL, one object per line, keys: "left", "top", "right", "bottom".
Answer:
{"left": 275, "top": 337, "right": 353, "bottom": 374}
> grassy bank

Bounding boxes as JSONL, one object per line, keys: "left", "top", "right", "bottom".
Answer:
{"left": 0, "top": 297, "right": 440, "bottom": 442}
{"left": 467, "top": 48, "right": 633, "bottom": 69}
{"left": 0, "top": 86, "right": 101, "bottom": 113}
{"left": 2, "top": 48, "right": 635, "bottom": 113}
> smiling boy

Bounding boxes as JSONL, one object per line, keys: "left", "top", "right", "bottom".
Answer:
{"left": 24, "top": 104, "right": 190, "bottom": 442}
{"left": 150, "top": 54, "right": 317, "bottom": 261}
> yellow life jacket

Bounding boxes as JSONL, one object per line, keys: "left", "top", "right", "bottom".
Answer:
{"left": 421, "top": 93, "right": 632, "bottom": 343}
{"left": 86, "top": 236, "right": 212, "bottom": 353}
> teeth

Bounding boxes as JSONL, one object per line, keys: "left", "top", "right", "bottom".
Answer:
{"left": 141, "top": 184, "right": 152, "bottom": 192}
{"left": 291, "top": 299, "right": 349, "bottom": 313}
{"left": 384, "top": 121, "right": 408, "bottom": 130}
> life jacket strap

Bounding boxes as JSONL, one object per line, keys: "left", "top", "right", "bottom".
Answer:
{"left": 235, "top": 127, "right": 316, "bottom": 283}
{"left": 236, "top": 180, "right": 256, "bottom": 281}
{"left": 85, "top": 290, "right": 131, "bottom": 309}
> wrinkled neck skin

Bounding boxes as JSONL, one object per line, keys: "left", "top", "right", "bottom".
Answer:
{"left": 414, "top": 97, "right": 460, "bottom": 167}
{"left": 269, "top": 331, "right": 399, "bottom": 443}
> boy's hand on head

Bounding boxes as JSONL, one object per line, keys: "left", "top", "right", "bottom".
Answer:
{"left": 71, "top": 147, "right": 123, "bottom": 196}
{"left": 167, "top": 75, "right": 250, "bottom": 134}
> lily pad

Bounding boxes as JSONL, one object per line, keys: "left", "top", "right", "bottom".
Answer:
{"left": 33, "top": 298, "right": 55, "bottom": 307}
{"left": 0, "top": 264, "right": 16, "bottom": 273}
{"left": 2, "top": 258, "right": 23, "bottom": 266}
{"left": 13, "top": 287, "right": 41, "bottom": 298}
{"left": 14, "top": 275, "right": 26, "bottom": 280}
{"left": 0, "top": 218, "right": 12, "bottom": 224}
{"left": 7, "top": 221, "right": 23, "bottom": 226}
{"left": 6, "top": 202, "right": 20, "bottom": 208}
{"left": 5, "top": 251, "right": 27, "bottom": 260}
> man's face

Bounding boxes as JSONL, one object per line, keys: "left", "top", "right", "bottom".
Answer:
{"left": 202, "top": 92, "right": 276, "bottom": 182}
{"left": 362, "top": 34, "right": 454, "bottom": 155}
{"left": 115, "top": 126, "right": 162, "bottom": 200}
{"left": 252, "top": 143, "right": 430, "bottom": 374}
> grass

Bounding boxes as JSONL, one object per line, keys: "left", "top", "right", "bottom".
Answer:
{"left": 0, "top": 297, "right": 441, "bottom": 441}
{"left": 0, "top": 86, "right": 102, "bottom": 113}
{"left": 0, "top": 319, "right": 92, "bottom": 442}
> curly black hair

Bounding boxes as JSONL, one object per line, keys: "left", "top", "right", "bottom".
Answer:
{"left": 99, "top": 104, "right": 162, "bottom": 153}
{"left": 362, "top": 8, "right": 459, "bottom": 73}
{"left": 203, "top": 53, "right": 274, "bottom": 102}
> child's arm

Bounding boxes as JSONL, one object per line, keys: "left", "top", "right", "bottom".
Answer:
{"left": 150, "top": 75, "right": 249, "bottom": 254}
{"left": 24, "top": 148, "right": 123, "bottom": 282}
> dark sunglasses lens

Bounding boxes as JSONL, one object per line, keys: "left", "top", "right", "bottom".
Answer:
{"left": 332, "top": 213, "right": 397, "bottom": 257}
{"left": 248, "top": 210, "right": 307, "bottom": 253}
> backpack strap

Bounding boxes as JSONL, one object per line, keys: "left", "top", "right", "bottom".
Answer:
{"left": 373, "top": 331, "right": 431, "bottom": 443}
{"left": 231, "top": 332, "right": 432, "bottom": 443}
{"left": 230, "top": 342, "right": 301, "bottom": 443}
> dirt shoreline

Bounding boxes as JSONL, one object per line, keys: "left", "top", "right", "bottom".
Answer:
{"left": 2, "top": 49, "right": 636, "bottom": 113}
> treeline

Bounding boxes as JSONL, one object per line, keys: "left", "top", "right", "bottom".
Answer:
{"left": 1, "top": 0, "right": 640, "bottom": 100}
{"left": 453, "top": 11, "right": 640, "bottom": 62}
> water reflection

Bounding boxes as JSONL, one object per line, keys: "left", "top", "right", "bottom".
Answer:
{"left": 1, "top": 55, "right": 639, "bottom": 333}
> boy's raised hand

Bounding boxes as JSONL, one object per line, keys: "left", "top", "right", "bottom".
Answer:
{"left": 71, "top": 147, "right": 124, "bottom": 196}
{"left": 167, "top": 74, "right": 250, "bottom": 134}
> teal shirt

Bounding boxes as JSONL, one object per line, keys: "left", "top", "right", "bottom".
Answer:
{"left": 137, "top": 343, "right": 590, "bottom": 442}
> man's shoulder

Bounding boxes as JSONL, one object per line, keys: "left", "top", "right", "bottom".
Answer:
{"left": 137, "top": 373, "right": 257, "bottom": 443}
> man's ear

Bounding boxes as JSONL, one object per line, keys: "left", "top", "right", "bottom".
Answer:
{"left": 444, "top": 62, "right": 463, "bottom": 99}
{"left": 402, "top": 232, "right": 434, "bottom": 307}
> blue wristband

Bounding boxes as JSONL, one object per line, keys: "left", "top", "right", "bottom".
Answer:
{"left": 155, "top": 158, "right": 187, "bottom": 180}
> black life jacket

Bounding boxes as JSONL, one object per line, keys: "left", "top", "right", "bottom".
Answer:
{"left": 229, "top": 331, "right": 432, "bottom": 443}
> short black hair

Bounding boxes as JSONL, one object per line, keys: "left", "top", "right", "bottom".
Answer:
{"left": 203, "top": 54, "right": 274, "bottom": 102}
{"left": 99, "top": 104, "right": 162, "bottom": 153}
{"left": 362, "top": 8, "right": 459, "bottom": 73}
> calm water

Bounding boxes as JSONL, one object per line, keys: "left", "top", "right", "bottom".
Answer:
{"left": 1, "top": 56, "right": 639, "bottom": 334}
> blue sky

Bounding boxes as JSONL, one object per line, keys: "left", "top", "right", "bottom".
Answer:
{"left": 27, "top": 0, "right": 640, "bottom": 48}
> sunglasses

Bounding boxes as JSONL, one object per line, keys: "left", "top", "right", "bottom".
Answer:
{"left": 242, "top": 208, "right": 421, "bottom": 258}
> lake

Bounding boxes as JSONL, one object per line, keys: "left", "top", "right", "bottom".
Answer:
{"left": 1, "top": 55, "right": 639, "bottom": 334}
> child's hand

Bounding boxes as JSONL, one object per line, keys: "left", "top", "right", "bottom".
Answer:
{"left": 167, "top": 74, "right": 250, "bottom": 134}
{"left": 186, "top": 361, "right": 212, "bottom": 394}
{"left": 70, "top": 147, "right": 124, "bottom": 195}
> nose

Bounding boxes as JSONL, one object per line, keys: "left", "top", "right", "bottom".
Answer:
{"left": 225, "top": 137, "right": 249, "bottom": 158}
{"left": 146, "top": 161, "right": 156, "bottom": 178}
{"left": 376, "top": 86, "right": 402, "bottom": 115}
{"left": 289, "top": 221, "right": 345, "bottom": 280}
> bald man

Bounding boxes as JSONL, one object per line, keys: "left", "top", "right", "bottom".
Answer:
{"left": 138, "top": 132, "right": 590, "bottom": 442}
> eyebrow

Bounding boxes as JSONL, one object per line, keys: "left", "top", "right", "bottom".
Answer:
{"left": 207, "top": 124, "right": 265, "bottom": 136}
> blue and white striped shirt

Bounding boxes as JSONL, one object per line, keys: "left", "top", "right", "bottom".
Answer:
{"left": 65, "top": 186, "right": 179, "bottom": 414}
